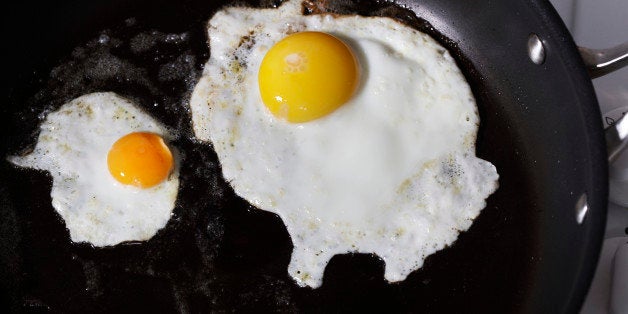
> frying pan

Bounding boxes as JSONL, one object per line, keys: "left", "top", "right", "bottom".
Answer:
{"left": 1, "top": 0, "right": 626, "bottom": 312}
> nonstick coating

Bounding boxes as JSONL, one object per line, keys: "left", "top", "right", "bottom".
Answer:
{"left": 0, "top": 0, "right": 607, "bottom": 313}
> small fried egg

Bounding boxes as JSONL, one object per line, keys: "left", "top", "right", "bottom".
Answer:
{"left": 190, "top": 0, "right": 499, "bottom": 288}
{"left": 9, "top": 92, "right": 179, "bottom": 247}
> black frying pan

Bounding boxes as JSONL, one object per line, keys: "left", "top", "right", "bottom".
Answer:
{"left": 0, "top": 0, "right": 616, "bottom": 312}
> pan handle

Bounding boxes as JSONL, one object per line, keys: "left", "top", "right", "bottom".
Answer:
{"left": 606, "top": 113, "right": 628, "bottom": 163}
{"left": 578, "top": 43, "right": 628, "bottom": 162}
{"left": 578, "top": 42, "right": 628, "bottom": 79}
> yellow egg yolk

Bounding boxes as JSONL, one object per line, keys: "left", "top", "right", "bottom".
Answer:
{"left": 107, "top": 132, "right": 174, "bottom": 188}
{"left": 258, "top": 31, "right": 360, "bottom": 123}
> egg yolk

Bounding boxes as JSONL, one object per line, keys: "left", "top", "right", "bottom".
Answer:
{"left": 107, "top": 132, "right": 174, "bottom": 188}
{"left": 258, "top": 31, "right": 360, "bottom": 123}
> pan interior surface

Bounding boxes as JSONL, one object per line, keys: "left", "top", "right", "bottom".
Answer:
{"left": 0, "top": 0, "right": 606, "bottom": 312}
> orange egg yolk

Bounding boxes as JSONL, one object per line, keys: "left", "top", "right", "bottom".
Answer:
{"left": 258, "top": 31, "right": 360, "bottom": 123}
{"left": 107, "top": 132, "right": 174, "bottom": 188}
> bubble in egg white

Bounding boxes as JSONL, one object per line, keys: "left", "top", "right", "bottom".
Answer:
{"left": 190, "top": 0, "right": 499, "bottom": 287}
{"left": 9, "top": 92, "right": 180, "bottom": 247}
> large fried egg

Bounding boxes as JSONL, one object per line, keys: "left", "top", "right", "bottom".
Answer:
{"left": 190, "top": 0, "right": 499, "bottom": 288}
{"left": 9, "top": 92, "right": 179, "bottom": 247}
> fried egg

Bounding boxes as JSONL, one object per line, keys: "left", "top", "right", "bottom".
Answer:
{"left": 190, "top": 0, "right": 499, "bottom": 287}
{"left": 9, "top": 92, "right": 179, "bottom": 247}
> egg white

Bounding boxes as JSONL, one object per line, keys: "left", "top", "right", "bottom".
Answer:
{"left": 9, "top": 92, "right": 179, "bottom": 247}
{"left": 190, "top": 0, "right": 499, "bottom": 287}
